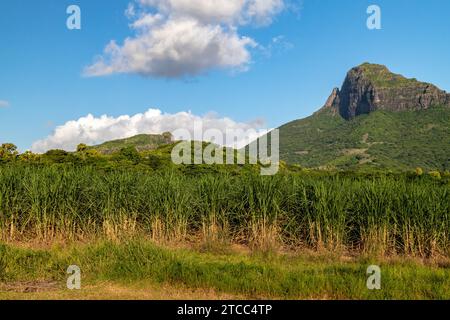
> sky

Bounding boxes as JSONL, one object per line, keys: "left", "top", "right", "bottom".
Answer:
{"left": 1, "top": 0, "right": 450, "bottom": 152}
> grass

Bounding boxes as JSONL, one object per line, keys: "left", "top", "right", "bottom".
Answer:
{"left": 1, "top": 240, "right": 449, "bottom": 300}
{"left": 0, "top": 165, "right": 449, "bottom": 258}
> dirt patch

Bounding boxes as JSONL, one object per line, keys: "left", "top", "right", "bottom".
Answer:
{"left": 0, "top": 281, "right": 247, "bottom": 300}
{"left": 0, "top": 280, "right": 60, "bottom": 293}
{"left": 361, "top": 133, "right": 384, "bottom": 147}
{"left": 342, "top": 148, "right": 368, "bottom": 156}
{"left": 362, "top": 133, "right": 369, "bottom": 144}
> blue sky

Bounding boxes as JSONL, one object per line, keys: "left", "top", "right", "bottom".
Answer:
{"left": 1, "top": 0, "right": 450, "bottom": 151}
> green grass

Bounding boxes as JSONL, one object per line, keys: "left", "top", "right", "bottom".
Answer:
{"left": 1, "top": 240, "right": 449, "bottom": 299}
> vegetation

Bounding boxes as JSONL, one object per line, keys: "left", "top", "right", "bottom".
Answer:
{"left": 88, "top": 133, "right": 173, "bottom": 155}
{"left": 358, "top": 63, "right": 423, "bottom": 88}
{"left": 0, "top": 164, "right": 448, "bottom": 258}
{"left": 278, "top": 107, "right": 450, "bottom": 170}
{"left": 0, "top": 143, "right": 18, "bottom": 162}
{"left": 1, "top": 240, "right": 449, "bottom": 300}
{"left": 2, "top": 62, "right": 448, "bottom": 299}
{"left": 0, "top": 127, "right": 448, "bottom": 299}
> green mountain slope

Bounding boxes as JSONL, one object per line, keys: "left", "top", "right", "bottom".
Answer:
{"left": 280, "top": 106, "right": 450, "bottom": 170}
{"left": 89, "top": 133, "right": 173, "bottom": 155}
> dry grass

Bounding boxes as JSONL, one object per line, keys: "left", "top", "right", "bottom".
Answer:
{"left": 0, "top": 281, "right": 244, "bottom": 300}
{"left": 2, "top": 240, "right": 450, "bottom": 300}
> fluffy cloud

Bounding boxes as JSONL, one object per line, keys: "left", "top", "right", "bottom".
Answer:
{"left": 85, "top": 18, "right": 255, "bottom": 78}
{"left": 136, "top": 0, "right": 284, "bottom": 24}
{"left": 0, "top": 100, "right": 10, "bottom": 108}
{"left": 137, "top": 0, "right": 247, "bottom": 24}
{"left": 31, "top": 109, "right": 268, "bottom": 153}
{"left": 84, "top": 0, "right": 286, "bottom": 78}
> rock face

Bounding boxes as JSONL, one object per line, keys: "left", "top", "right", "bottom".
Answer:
{"left": 324, "top": 87, "right": 340, "bottom": 108}
{"left": 324, "top": 63, "right": 450, "bottom": 119}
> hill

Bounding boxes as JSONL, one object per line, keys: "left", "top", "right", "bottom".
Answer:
{"left": 274, "top": 63, "right": 450, "bottom": 170}
{"left": 89, "top": 132, "right": 173, "bottom": 155}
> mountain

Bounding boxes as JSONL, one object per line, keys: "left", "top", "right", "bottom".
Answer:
{"left": 89, "top": 132, "right": 173, "bottom": 155}
{"left": 277, "top": 63, "right": 450, "bottom": 170}
{"left": 324, "top": 63, "right": 450, "bottom": 119}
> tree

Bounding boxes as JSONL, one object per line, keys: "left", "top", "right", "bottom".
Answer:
{"left": 85, "top": 149, "right": 100, "bottom": 157}
{"left": 19, "top": 150, "right": 39, "bottom": 162}
{"left": 0, "top": 143, "right": 18, "bottom": 161}
{"left": 415, "top": 167, "right": 423, "bottom": 176}
{"left": 147, "top": 154, "right": 171, "bottom": 170}
{"left": 428, "top": 171, "right": 441, "bottom": 180}
{"left": 119, "top": 146, "right": 141, "bottom": 163}
{"left": 43, "top": 149, "right": 71, "bottom": 163}
{"left": 76, "top": 143, "right": 88, "bottom": 153}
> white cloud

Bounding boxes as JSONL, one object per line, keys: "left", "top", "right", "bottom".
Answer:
{"left": 137, "top": 0, "right": 284, "bottom": 25}
{"left": 84, "top": 0, "right": 287, "bottom": 78}
{"left": 0, "top": 100, "right": 10, "bottom": 108}
{"left": 130, "top": 13, "right": 164, "bottom": 30}
{"left": 138, "top": 0, "right": 247, "bottom": 24}
{"left": 261, "top": 35, "right": 293, "bottom": 57}
{"left": 31, "top": 109, "right": 268, "bottom": 153}
{"left": 85, "top": 18, "right": 255, "bottom": 78}
{"left": 246, "top": 0, "right": 284, "bottom": 25}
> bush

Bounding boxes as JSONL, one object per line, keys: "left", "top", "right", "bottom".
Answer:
{"left": 428, "top": 170, "right": 442, "bottom": 180}
{"left": 415, "top": 167, "right": 424, "bottom": 176}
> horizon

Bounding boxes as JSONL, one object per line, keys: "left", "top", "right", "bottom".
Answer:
{"left": 1, "top": 0, "right": 450, "bottom": 152}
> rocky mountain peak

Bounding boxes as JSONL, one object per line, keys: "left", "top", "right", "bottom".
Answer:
{"left": 324, "top": 63, "right": 450, "bottom": 119}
